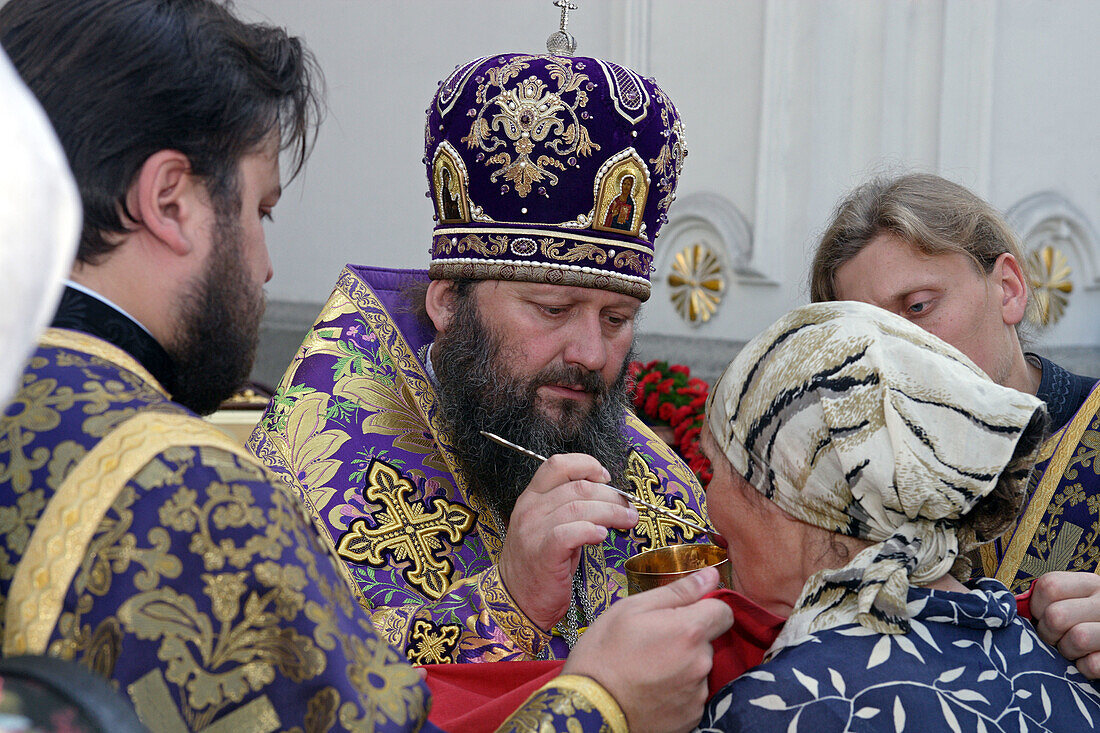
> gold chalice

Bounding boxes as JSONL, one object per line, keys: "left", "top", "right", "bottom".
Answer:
{"left": 624, "top": 543, "right": 733, "bottom": 595}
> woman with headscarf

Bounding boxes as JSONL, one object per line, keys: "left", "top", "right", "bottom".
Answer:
{"left": 696, "top": 301, "right": 1100, "bottom": 731}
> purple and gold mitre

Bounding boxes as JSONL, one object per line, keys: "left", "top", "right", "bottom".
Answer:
{"left": 424, "top": 53, "right": 687, "bottom": 301}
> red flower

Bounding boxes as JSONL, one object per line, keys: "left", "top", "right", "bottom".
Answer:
{"left": 671, "top": 404, "right": 694, "bottom": 425}
{"left": 627, "top": 359, "right": 713, "bottom": 488}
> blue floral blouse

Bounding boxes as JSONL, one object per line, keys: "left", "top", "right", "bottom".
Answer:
{"left": 698, "top": 578, "right": 1100, "bottom": 732}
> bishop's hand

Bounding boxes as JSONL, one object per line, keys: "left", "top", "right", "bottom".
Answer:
{"left": 497, "top": 453, "right": 639, "bottom": 632}
{"left": 564, "top": 567, "right": 734, "bottom": 733}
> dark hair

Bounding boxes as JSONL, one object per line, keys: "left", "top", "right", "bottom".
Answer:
{"left": 402, "top": 278, "right": 480, "bottom": 330}
{"left": 0, "top": 0, "right": 323, "bottom": 264}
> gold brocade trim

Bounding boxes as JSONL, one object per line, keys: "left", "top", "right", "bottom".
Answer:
{"left": 335, "top": 268, "right": 508, "bottom": 560}
{"left": 580, "top": 541, "right": 610, "bottom": 633}
{"left": 498, "top": 675, "right": 628, "bottom": 733}
{"left": 1035, "top": 424, "right": 1065, "bottom": 465}
{"left": 4, "top": 412, "right": 255, "bottom": 655}
{"left": 992, "top": 384, "right": 1100, "bottom": 586}
{"left": 429, "top": 261, "right": 650, "bottom": 302}
{"left": 432, "top": 233, "right": 650, "bottom": 278}
{"left": 39, "top": 328, "right": 169, "bottom": 397}
{"left": 979, "top": 542, "right": 999, "bottom": 579}
{"left": 434, "top": 226, "right": 654, "bottom": 255}
{"left": 479, "top": 565, "right": 552, "bottom": 659}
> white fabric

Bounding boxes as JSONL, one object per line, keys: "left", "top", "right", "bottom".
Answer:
{"left": 0, "top": 49, "right": 80, "bottom": 406}
{"left": 705, "top": 301, "right": 1044, "bottom": 655}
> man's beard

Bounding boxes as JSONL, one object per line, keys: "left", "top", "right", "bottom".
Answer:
{"left": 433, "top": 289, "right": 634, "bottom": 519}
{"left": 167, "top": 204, "right": 264, "bottom": 415}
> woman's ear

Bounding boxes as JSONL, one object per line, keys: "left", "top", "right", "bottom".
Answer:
{"left": 123, "top": 149, "right": 199, "bottom": 256}
{"left": 425, "top": 279, "right": 457, "bottom": 333}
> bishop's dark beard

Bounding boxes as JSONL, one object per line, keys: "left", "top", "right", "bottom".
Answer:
{"left": 167, "top": 203, "right": 264, "bottom": 415}
{"left": 433, "top": 288, "right": 634, "bottom": 520}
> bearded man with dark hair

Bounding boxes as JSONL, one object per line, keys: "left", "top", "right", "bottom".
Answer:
{"left": 250, "top": 34, "right": 711, "bottom": 664}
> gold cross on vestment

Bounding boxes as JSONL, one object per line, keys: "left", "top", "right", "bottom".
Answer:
{"left": 408, "top": 619, "right": 462, "bottom": 664}
{"left": 337, "top": 460, "right": 475, "bottom": 599}
{"left": 625, "top": 451, "right": 707, "bottom": 548}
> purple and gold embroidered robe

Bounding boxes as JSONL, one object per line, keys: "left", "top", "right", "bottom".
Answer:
{"left": 0, "top": 327, "right": 628, "bottom": 732}
{"left": 982, "top": 380, "right": 1100, "bottom": 593}
{"left": 249, "top": 265, "right": 711, "bottom": 664}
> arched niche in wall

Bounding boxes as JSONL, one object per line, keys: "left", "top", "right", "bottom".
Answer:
{"left": 650, "top": 192, "right": 763, "bottom": 329}
{"left": 1006, "top": 192, "right": 1100, "bottom": 329}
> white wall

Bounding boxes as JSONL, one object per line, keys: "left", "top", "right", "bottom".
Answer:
{"left": 236, "top": 0, "right": 620, "bottom": 302}
{"left": 238, "top": 1, "right": 1100, "bottom": 353}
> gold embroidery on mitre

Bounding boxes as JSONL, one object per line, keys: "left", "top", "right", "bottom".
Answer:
{"left": 624, "top": 450, "right": 705, "bottom": 549}
{"left": 593, "top": 151, "right": 649, "bottom": 237}
{"left": 433, "top": 233, "right": 510, "bottom": 258}
{"left": 649, "top": 100, "right": 687, "bottom": 215}
{"left": 407, "top": 618, "right": 461, "bottom": 664}
{"left": 461, "top": 56, "right": 599, "bottom": 198}
{"left": 429, "top": 259, "right": 651, "bottom": 301}
{"left": 336, "top": 459, "right": 475, "bottom": 600}
{"left": 432, "top": 141, "right": 470, "bottom": 224}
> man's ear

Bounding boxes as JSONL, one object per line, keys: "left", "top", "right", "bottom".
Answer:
{"left": 123, "top": 150, "right": 199, "bottom": 256}
{"left": 995, "top": 252, "right": 1030, "bottom": 327}
{"left": 425, "top": 279, "right": 457, "bottom": 333}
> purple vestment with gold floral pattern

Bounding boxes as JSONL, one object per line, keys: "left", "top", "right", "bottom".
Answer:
{"left": 980, "top": 357, "right": 1100, "bottom": 593}
{"left": 249, "top": 265, "right": 711, "bottom": 664}
{"left": 0, "top": 317, "right": 631, "bottom": 732}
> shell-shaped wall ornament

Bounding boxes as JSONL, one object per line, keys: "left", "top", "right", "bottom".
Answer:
{"left": 668, "top": 242, "right": 725, "bottom": 325}
{"left": 1026, "top": 245, "right": 1073, "bottom": 327}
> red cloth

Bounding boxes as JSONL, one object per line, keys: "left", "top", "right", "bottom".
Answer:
{"left": 704, "top": 589, "right": 787, "bottom": 696}
{"left": 423, "top": 589, "right": 784, "bottom": 731}
{"left": 425, "top": 659, "right": 564, "bottom": 733}
{"left": 423, "top": 588, "right": 1032, "bottom": 731}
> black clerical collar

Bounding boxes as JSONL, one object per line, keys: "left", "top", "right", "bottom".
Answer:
{"left": 1030, "top": 353, "right": 1099, "bottom": 432}
{"left": 51, "top": 285, "right": 177, "bottom": 394}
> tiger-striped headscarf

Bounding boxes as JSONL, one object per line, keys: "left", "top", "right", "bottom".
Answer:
{"left": 705, "top": 301, "right": 1044, "bottom": 655}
